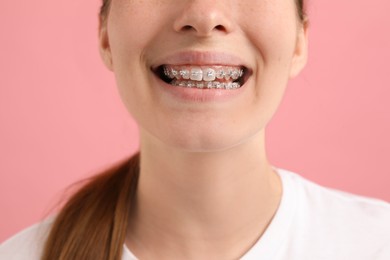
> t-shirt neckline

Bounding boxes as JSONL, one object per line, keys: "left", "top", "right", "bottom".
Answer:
{"left": 240, "top": 168, "right": 298, "bottom": 259}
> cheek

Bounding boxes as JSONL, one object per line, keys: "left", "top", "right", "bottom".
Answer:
{"left": 107, "top": 2, "right": 164, "bottom": 122}
{"left": 240, "top": 2, "right": 298, "bottom": 119}
{"left": 108, "top": 0, "right": 170, "bottom": 60}
{"left": 239, "top": 0, "right": 299, "bottom": 61}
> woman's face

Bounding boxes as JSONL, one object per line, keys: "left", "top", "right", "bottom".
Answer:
{"left": 99, "top": 0, "right": 308, "bottom": 152}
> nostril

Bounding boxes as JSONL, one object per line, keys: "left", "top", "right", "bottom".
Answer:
{"left": 182, "top": 25, "right": 194, "bottom": 31}
{"left": 215, "top": 25, "right": 226, "bottom": 31}
{"left": 179, "top": 24, "right": 227, "bottom": 35}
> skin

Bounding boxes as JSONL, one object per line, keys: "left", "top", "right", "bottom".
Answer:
{"left": 99, "top": 0, "right": 308, "bottom": 259}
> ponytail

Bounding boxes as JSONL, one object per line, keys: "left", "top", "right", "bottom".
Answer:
{"left": 42, "top": 153, "right": 140, "bottom": 260}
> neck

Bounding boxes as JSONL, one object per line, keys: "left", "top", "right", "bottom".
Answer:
{"left": 126, "top": 129, "right": 282, "bottom": 259}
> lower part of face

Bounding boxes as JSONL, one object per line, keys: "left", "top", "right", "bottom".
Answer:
{"left": 107, "top": 0, "right": 301, "bottom": 152}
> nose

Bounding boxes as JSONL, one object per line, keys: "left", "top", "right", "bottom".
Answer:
{"left": 173, "top": 0, "right": 234, "bottom": 37}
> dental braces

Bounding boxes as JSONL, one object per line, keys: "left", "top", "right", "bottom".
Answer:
{"left": 171, "top": 80, "right": 241, "bottom": 90}
{"left": 164, "top": 66, "right": 244, "bottom": 82}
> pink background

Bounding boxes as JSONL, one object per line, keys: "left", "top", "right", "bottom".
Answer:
{"left": 1, "top": 1, "right": 390, "bottom": 242}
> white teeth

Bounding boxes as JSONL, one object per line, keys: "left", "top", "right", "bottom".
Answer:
{"left": 179, "top": 81, "right": 186, "bottom": 87}
{"left": 172, "top": 80, "right": 241, "bottom": 90}
{"left": 187, "top": 81, "right": 195, "bottom": 88}
{"left": 213, "top": 82, "right": 222, "bottom": 89}
{"left": 163, "top": 66, "right": 170, "bottom": 78}
{"left": 203, "top": 68, "right": 216, "bottom": 82}
{"left": 179, "top": 69, "right": 190, "bottom": 79}
{"left": 196, "top": 82, "right": 204, "bottom": 88}
{"left": 231, "top": 70, "right": 239, "bottom": 80}
{"left": 163, "top": 66, "right": 244, "bottom": 81}
{"left": 162, "top": 65, "right": 245, "bottom": 90}
{"left": 190, "top": 67, "right": 203, "bottom": 81}
{"left": 171, "top": 68, "right": 179, "bottom": 79}
{"left": 216, "top": 68, "right": 226, "bottom": 79}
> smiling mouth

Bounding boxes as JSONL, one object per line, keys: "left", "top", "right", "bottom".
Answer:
{"left": 153, "top": 65, "right": 250, "bottom": 90}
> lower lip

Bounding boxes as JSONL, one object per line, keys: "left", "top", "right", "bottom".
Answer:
{"left": 153, "top": 74, "right": 247, "bottom": 103}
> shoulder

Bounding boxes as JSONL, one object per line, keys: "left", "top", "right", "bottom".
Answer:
{"left": 0, "top": 218, "right": 53, "bottom": 260}
{"left": 285, "top": 169, "right": 390, "bottom": 221}
{"left": 1, "top": 218, "right": 135, "bottom": 260}
{"left": 278, "top": 168, "right": 390, "bottom": 258}
{"left": 279, "top": 168, "right": 390, "bottom": 213}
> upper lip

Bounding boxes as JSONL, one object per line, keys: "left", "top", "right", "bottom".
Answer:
{"left": 151, "top": 51, "right": 251, "bottom": 69}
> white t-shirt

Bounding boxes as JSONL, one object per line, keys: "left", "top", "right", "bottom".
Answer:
{"left": 1, "top": 168, "right": 390, "bottom": 260}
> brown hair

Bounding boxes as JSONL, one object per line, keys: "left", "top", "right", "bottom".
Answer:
{"left": 42, "top": 153, "right": 139, "bottom": 260}
{"left": 42, "top": 1, "right": 307, "bottom": 259}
